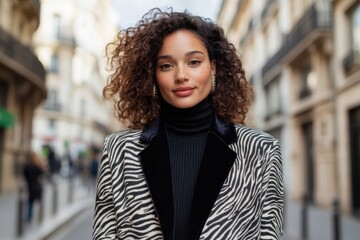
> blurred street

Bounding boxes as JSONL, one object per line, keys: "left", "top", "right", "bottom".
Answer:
{"left": 0, "top": 175, "right": 95, "bottom": 240}
{"left": 46, "top": 205, "right": 94, "bottom": 240}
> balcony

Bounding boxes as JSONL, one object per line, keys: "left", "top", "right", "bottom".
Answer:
{"left": 262, "top": 2, "right": 332, "bottom": 77}
{"left": 240, "top": 18, "right": 254, "bottom": 47}
{"left": 55, "top": 34, "right": 76, "bottom": 47}
{"left": 0, "top": 27, "right": 46, "bottom": 82}
{"left": 261, "top": 0, "right": 277, "bottom": 24}
{"left": 43, "top": 101, "right": 62, "bottom": 112}
{"left": 230, "top": 0, "right": 250, "bottom": 33}
{"left": 299, "top": 87, "right": 312, "bottom": 99}
{"left": 343, "top": 50, "right": 360, "bottom": 74}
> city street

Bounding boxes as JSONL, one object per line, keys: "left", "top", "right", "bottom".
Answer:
{"left": 48, "top": 205, "right": 94, "bottom": 240}
{"left": 0, "top": 175, "right": 94, "bottom": 240}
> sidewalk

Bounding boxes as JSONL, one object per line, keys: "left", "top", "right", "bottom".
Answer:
{"left": 0, "top": 175, "right": 95, "bottom": 240}
{"left": 284, "top": 200, "right": 360, "bottom": 240}
{"left": 283, "top": 233, "right": 301, "bottom": 240}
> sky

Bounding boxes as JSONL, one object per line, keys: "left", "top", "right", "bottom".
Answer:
{"left": 112, "top": 0, "right": 223, "bottom": 29}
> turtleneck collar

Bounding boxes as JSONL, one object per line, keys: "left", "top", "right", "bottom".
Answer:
{"left": 162, "top": 97, "right": 214, "bottom": 134}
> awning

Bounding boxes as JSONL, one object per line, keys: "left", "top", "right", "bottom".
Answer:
{"left": 0, "top": 108, "right": 15, "bottom": 128}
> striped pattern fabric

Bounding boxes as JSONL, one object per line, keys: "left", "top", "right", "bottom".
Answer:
{"left": 93, "top": 125, "right": 283, "bottom": 240}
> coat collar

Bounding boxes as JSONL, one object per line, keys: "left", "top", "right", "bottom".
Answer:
{"left": 139, "top": 114, "right": 237, "bottom": 240}
{"left": 140, "top": 113, "right": 237, "bottom": 144}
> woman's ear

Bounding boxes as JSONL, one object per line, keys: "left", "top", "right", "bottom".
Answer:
{"left": 211, "top": 60, "right": 216, "bottom": 74}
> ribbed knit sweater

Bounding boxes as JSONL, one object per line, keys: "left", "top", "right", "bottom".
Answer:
{"left": 163, "top": 97, "right": 213, "bottom": 240}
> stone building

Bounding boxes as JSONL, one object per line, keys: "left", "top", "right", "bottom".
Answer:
{"left": 0, "top": 0, "right": 46, "bottom": 193}
{"left": 31, "top": 0, "right": 119, "bottom": 170}
{"left": 218, "top": 0, "right": 360, "bottom": 239}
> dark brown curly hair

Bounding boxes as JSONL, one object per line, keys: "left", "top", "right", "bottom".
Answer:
{"left": 103, "top": 7, "right": 252, "bottom": 129}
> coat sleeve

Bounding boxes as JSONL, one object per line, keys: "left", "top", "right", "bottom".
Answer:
{"left": 93, "top": 136, "right": 118, "bottom": 240}
{"left": 260, "top": 140, "right": 284, "bottom": 239}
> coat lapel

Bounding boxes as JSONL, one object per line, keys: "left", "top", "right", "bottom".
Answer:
{"left": 139, "top": 114, "right": 237, "bottom": 240}
{"left": 189, "top": 131, "right": 237, "bottom": 239}
{"left": 139, "top": 131, "right": 174, "bottom": 240}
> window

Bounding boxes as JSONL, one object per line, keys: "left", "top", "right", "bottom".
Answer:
{"left": 50, "top": 54, "right": 59, "bottom": 73}
{"left": 351, "top": 4, "right": 360, "bottom": 53}
{"left": 265, "top": 76, "right": 281, "bottom": 120}
{"left": 48, "top": 119, "right": 55, "bottom": 130}
{"left": 47, "top": 119, "right": 57, "bottom": 136}
{"left": 343, "top": 3, "right": 360, "bottom": 73}
{"left": 47, "top": 90, "right": 58, "bottom": 103}
{"left": 44, "top": 90, "right": 61, "bottom": 111}
{"left": 53, "top": 14, "right": 61, "bottom": 38}
{"left": 299, "top": 65, "right": 317, "bottom": 99}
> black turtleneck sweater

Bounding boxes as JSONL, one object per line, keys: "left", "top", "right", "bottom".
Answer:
{"left": 163, "top": 98, "right": 213, "bottom": 240}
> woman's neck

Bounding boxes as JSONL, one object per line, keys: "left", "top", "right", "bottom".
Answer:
{"left": 162, "top": 97, "right": 213, "bottom": 134}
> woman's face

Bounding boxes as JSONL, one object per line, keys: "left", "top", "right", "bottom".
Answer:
{"left": 156, "top": 29, "right": 216, "bottom": 109}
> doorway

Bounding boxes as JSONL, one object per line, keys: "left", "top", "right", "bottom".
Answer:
{"left": 349, "top": 106, "right": 360, "bottom": 216}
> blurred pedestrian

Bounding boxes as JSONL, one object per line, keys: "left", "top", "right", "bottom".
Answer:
{"left": 43, "top": 144, "right": 59, "bottom": 180}
{"left": 89, "top": 147, "right": 100, "bottom": 191}
{"left": 93, "top": 7, "right": 283, "bottom": 240}
{"left": 23, "top": 151, "right": 47, "bottom": 223}
{"left": 64, "top": 150, "right": 74, "bottom": 177}
{"left": 76, "top": 151, "right": 88, "bottom": 187}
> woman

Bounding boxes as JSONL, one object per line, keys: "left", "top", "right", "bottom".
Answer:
{"left": 93, "top": 7, "right": 283, "bottom": 240}
{"left": 23, "top": 152, "right": 47, "bottom": 223}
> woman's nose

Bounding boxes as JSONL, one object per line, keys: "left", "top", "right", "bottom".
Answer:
{"left": 175, "top": 67, "right": 188, "bottom": 83}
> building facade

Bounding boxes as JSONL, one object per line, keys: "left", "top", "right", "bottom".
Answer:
{"left": 31, "top": 0, "right": 119, "bottom": 172}
{"left": 218, "top": 0, "right": 360, "bottom": 239}
{"left": 0, "top": 0, "right": 46, "bottom": 193}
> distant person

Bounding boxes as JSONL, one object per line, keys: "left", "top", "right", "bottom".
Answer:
{"left": 93, "top": 7, "right": 283, "bottom": 240}
{"left": 89, "top": 147, "right": 100, "bottom": 188}
{"left": 23, "top": 152, "right": 46, "bottom": 223}
{"left": 64, "top": 151, "right": 74, "bottom": 177}
{"left": 43, "top": 145, "right": 59, "bottom": 179}
{"left": 76, "top": 152, "right": 88, "bottom": 187}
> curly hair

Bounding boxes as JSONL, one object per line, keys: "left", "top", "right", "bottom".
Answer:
{"left": 103, "top": 7, "right": 252, "bottom": 129}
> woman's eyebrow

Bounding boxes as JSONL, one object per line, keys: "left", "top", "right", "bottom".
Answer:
{"left": 185, "top": 50, "right": 204, "bottom": 56}
{"left": 157, "top": 55, "right": 172, "bottom": 60}
{"left": 157, "top": 50, "right": 205, "bottom": 60}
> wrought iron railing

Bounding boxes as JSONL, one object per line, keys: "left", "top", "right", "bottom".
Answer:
{"left": 261, "top": 2, "right": 332, "bottom": 77}
{"left": 43, "top": 101, "right": 62, "bottom": 111}
{"left": 0, "top": 27, "right": 45, "bottom": 81}
{"left": 261, "top": 0, "right": 276, "bottom": 23}
{"left": 343, "top": 49, "right": 360, "bottom": 74}
{"left": 299, "top": 87, "right": 312, "bottom": 99}
{"left": 56, "top": 35, "right": 76, "bottom": 46}
{"left": 239, "top": 18, "right": 254, "bottom": 47}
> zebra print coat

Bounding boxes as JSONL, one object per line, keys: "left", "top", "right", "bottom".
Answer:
{"left": 93, "top": 115, "right": 283, "bottom": 240}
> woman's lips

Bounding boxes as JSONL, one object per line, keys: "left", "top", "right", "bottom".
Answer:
{"left": 173, "top": 87, "right": 194, "bottom": 97}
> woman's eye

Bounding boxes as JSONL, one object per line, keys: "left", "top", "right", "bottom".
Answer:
{"left": 159, "top": 63, "right": 172, "bottom": 70}
{"left": 189, "top": 60, "right": 201, "bottom": 66}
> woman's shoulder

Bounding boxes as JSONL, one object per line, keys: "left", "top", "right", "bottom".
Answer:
{"left": 233, "top": 124, "right": 279, "bottom": 144}
{"left": 232, "top": 125, "right": 281, "bottom": 160}
{"left": 104, "top": 128, "right": 143, "bottom": 146}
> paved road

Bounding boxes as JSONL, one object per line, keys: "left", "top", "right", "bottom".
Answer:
{"left": 50, "top": 204, "right": 94, "bottom": 240}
